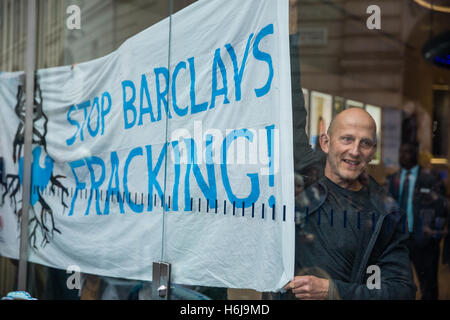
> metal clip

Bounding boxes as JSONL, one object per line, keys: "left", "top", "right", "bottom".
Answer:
{"left": 157, "top": 285, "right": 167, "bottom": 298}
{"left": 152, "top": 262, "right": 171, "bottom": 300}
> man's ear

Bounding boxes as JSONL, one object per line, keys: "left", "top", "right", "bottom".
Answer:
{"left": 319, "top": 133, "right": 330, "bottom": 154}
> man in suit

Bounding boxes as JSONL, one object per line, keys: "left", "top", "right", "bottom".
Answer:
{"left": 386, "top": 143, "right": 447, "bottom": 299}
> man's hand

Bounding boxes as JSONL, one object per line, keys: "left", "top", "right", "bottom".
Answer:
{"left": 284, "top": 275, "right": 329, "bottom": 300}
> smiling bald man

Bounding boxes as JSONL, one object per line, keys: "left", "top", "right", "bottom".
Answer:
{"left": 285, "top": 55, "right": 416, "bottom": 300}
{"left": 285, "top": 104, "right": 417, "bottom": 300}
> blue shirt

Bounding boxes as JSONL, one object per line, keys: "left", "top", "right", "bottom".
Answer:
{"left": 399, "top": 165, "right": 419, "bottom": 232}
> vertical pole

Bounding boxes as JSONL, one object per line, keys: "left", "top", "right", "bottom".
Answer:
{"left": 160, "top": 0, "right": 173, "bottom": 263}
{"left": 152, "top": 0, "right": 173, "bottom": 300}
{"left": 17, "top": 0, "right": 36, "bottom": 292}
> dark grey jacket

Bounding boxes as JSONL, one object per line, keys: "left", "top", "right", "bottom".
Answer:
{"left": 296, "top": 177, "right": 416, "bottom": 299}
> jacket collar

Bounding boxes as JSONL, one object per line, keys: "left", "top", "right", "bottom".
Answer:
{"left": 300, "top": 175, "right": 392, "bottom": 217}
{"left": 298, "top": 177, "right": 327, "bottom": 215}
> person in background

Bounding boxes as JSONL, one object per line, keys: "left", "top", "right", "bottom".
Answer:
{"left": 386, "top": 143, "right": 447, "bottom": 300}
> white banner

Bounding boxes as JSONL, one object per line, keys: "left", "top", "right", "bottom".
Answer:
{"left": 0, "top": 0, "right": 294, "bottom": 292}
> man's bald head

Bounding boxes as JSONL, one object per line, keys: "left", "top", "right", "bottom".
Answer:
{"left": 327, "top": 108, "right": 377, "bottom": 143}
{"left": 320, "top": 107, "right": 378, "bottom": 190}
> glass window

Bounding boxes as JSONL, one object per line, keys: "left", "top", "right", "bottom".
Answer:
{"left": 1, "top": 0, "right": 449, "bottom": 302}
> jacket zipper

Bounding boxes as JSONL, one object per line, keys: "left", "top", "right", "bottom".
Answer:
{"left": 354, "top": 213, "right": 386, "bottom": 283}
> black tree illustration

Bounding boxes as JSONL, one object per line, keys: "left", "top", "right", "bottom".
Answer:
{"left": 2, "top": 73, "right": 69, "bottom": 249}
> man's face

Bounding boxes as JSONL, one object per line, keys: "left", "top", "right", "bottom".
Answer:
{"left": 320, "top": 111, "right": 377, "bottom": 189}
